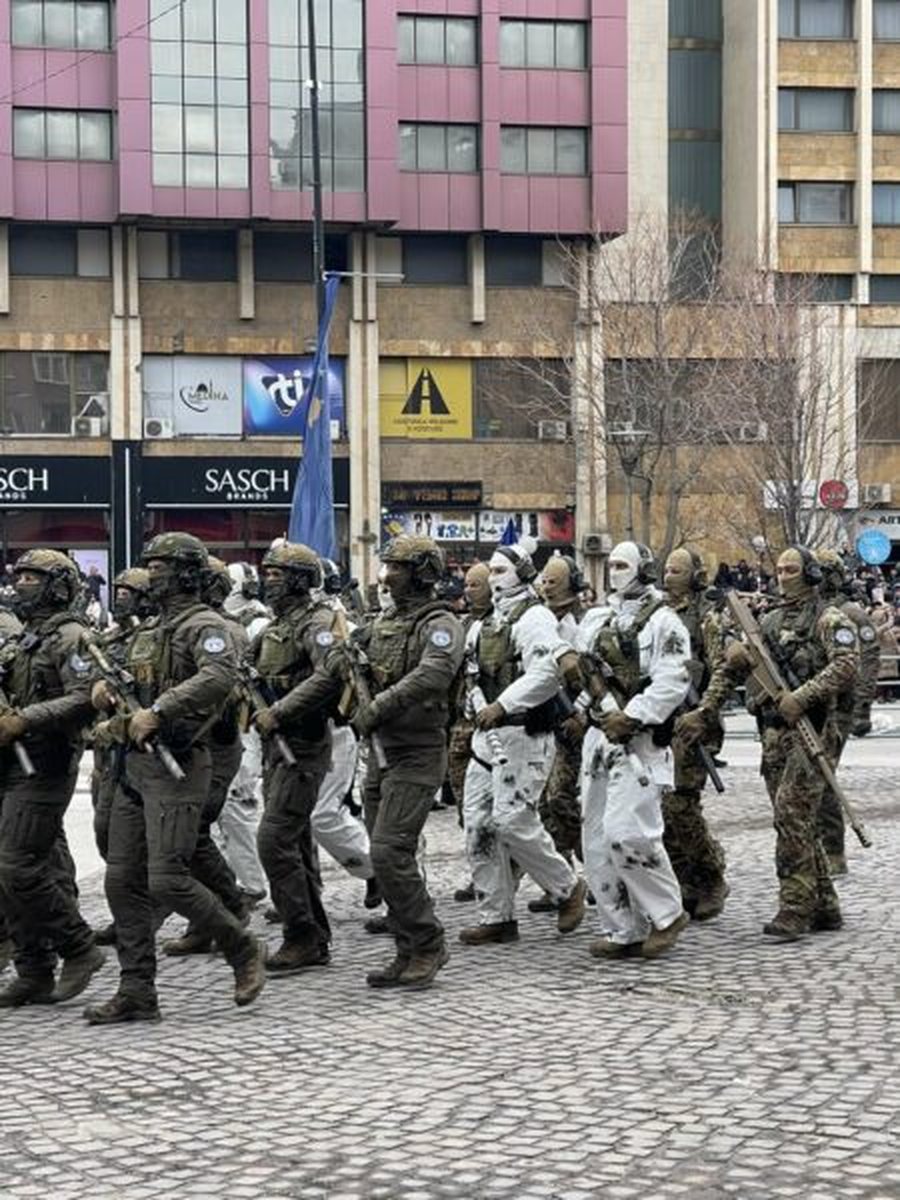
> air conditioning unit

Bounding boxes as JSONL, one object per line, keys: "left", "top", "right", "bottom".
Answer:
{"left": 862, "top": 482, "right": 893, "bottom": 505}
{"left": 537, "top": 419, "right": 568, "bottom": 442}
{"left": 71, "top": 415, "right": 105, "bottom": 438}
{"left": 144, "top": 416, "right": 175, "bottom": 439}
{"left": 582, "top": 531, "right": 612, "bottom": 557}
{"left": 737, "top": 421, "right": 768, "bottom": 443}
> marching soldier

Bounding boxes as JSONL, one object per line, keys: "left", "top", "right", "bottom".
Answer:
{"left": 86, "top": 533, "right": 266, "bottom": 1023}
{"left": 662, "top": 548, "right": 730, "bottom": 920}
{"left": 260, "top": 535, "right": 464, "bottom": 990}
{"left": 251, "top": 543, "right": 345, "bottom": 975}
{"left": 577, "top": 542, "right": 692, "bottom": 959}
{"left": 460, "top": 542, "right": 587, "bottom": 946}
{"left": 725, "top": 546, "right": 858, "bottom": 941}
{"left": 0, "top": 550, "right": 105, "bottom": 1007}
{"left": 814, "top": 549, "right": 880, "bottom": 874}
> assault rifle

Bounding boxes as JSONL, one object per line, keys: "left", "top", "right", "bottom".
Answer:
{"left": 0, "top": 681, "right": 35, "bottom": 777}
{"left": 84, "top": 641, "right": 186, "bottom": 782}
{"left": 725, "top": 591, "right": 871, "bottom": 849}
{"left": 336, "top": 638, "right": 388, "bottom": 770}
{"left": 463, "top": 650, "right": 509, "bottom": 768}
{"left": 683, "top": 680, "right": 725, "bottom": 795}
{"left": 235, "top": 660, "right": 297, "bottom": 767}
{"left": 577, "top": 651, "right": 650, "bottom": 787}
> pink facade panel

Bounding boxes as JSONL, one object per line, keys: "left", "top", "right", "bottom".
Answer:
{"left": 12, "top": 160, "right": 47, "bottom": 219}
{"left": 77, "top": 163, "right": 118, "bottom": 222}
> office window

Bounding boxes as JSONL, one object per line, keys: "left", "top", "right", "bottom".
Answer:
{"left": 175, "top": 231, "right": 237, "bottom": 280}
{"left": 11, "top": 1, "right": 111, "bottom": 49}
{"left": 254, "top": 231, "right": 314, "bottom": 282}
{"left": 875, "top": 0, "right": 900, "bottom": 38}
{"left": 874, "top": 90, "right": 900, "bottom": 132}
{"left": 397, "top": 16, "right": 477, "bottom": 65}
{"left": 485, "top": 237, "right": 543, "bottom": 286}
{"left": 874, "top": 183, "right": 900, "bottom": 224}
{"left": 475, "top": 359, "right": 568, "bottom": 439}
{"left": 269, "top": 0, "right": 365, "bottom": 192}
{"left": 13, "top": 109, "right": 113, "bottom": 160}
{"left": 150, "top": 0, "right": 249, "bottom": 189}
{"left": 500, "top": 127, "right": 588, "bottom": 176}
{"left": 778, "top": 88, "right": 854, "bottom": 131}
{"left": 403, "top": 236, "right": 468, "bottom": 285}
{"left": 870, "top": 275, "right": 900, "bottom": 301}
{"left": 0, "top": 351, "right": 108, "bottom": 436}
{"left": 9, "top": 224, "right": 110, "bottom": 276}
{"left": 779, "top": 0, "right": 853, "bottom": 37}
{"left": 778, "top": 182, "right": 853, "bottom": 223}
{"left": 398, "top": 124, "right": 478, "bottom": 172}
{"left": 499, "top": 20, "right": 587, "bottom": 69}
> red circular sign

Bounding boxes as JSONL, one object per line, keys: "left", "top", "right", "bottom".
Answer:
{"left": 819, "top": 479, "right": 849, "bottom": 510}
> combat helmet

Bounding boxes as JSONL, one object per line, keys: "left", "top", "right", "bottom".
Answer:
{"left": 141, "top": 532, "right": 209, "bottom": 595}
{"left": 113, "top": 567, "right": 155, "bottom": 620}
{"left": 381, "top": 536, "right": 445, "bottom": 586}
{"left": 202, "top": 555, "right": 233, "bottom": 608}
{"left": 261, "top": 541, "right": 322, "bottom": 590}
{"left": 815, "top": 548, "right": 847, "bottom": 596}
{"left": 13, "top": 549, "right": 81, "bottom": 607}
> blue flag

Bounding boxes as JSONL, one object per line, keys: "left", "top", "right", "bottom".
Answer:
{"left": 288, "top": 274, "right": 340, "bottom": 557}
{"left": 500, "top": 518, "right": 518, "bottom": 546}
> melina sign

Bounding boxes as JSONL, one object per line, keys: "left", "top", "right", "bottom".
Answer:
{"left": 141, "top": 456, "right": 349, "bottom": 508}
{"left": 0, "top": 457, "right": 109, "bottom": 506}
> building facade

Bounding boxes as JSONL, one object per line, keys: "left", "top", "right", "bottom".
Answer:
{"left": 0, "top": 0, "right": 626, "bottom": 584}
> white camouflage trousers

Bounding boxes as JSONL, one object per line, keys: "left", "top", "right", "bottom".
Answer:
{"left": 464, "top": 728, "right": 577, "bottom": 925}
{"left": 213, "top": 728, "right": 268, "bottom": 896}
{"left": 311, "top": 725, "right": 372, "bottom": 880}
{"left": 580, "top": 725, "right": 683, "bottom": 944}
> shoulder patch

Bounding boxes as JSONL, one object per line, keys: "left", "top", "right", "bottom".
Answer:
{"left": 69, "top": 652, "right": 91, "bottom": 674}
{"left": 859, "top": 626, "right": 876, "bottom": 642}
{"left": 833, "top": 627, "right": 855, "bottom": 647}
{"left": 315, "top": 630, "right": 335, "bottom": 648}
{"left": 430, "top": 629, "right": 452, "bottom": 648}
{"left": 202, "top": 634, "right": 227, "bottom": 654}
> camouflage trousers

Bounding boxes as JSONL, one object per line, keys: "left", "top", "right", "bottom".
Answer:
{"left": 817, "top": 716, "right": 851, "bottom": 859}
{"left": 538, "top": 738, "right": 583, "bottom": 862}
{"left": 447, "top": 718, "right": 474, "bottom": 822}
{"left": 760, "top": 725, "right": 840, "bottom": 922}
{"left": 662, "top": 744, "right": 726, "bottom": 911}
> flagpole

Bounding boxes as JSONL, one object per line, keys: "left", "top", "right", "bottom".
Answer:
{"left": 306, "top": 0, "right": 325, "bottom": 322}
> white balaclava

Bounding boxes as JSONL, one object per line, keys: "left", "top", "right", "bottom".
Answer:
{"left": 377, "top": 564, "right": 396, "bottom": 615}
{"left": 608, "top": 541, "right": 651, "bottom": 598}
{"left": 488, "top": 546, "right": 531, "bottom": 603}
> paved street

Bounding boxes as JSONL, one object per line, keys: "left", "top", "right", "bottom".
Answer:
{"left": 1, "top": 724, "right": 898, "bottom": 1200}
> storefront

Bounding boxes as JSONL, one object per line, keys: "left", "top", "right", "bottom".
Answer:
{"left": 141, "top": 455, "right": 350, "bottom": 565}
{"left": 0, "top": 455, "right": 111, "bottom": 591}
{"left": 381, "top": 482, "right": 575, "bottom": 572}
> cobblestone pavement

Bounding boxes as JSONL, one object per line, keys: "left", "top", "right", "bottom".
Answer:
{"left": 1, "top": 757, "right": 898, "bottom": 1200}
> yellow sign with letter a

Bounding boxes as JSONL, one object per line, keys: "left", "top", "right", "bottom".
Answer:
{"left": 380, "top": 359, "right": 473, "bottom": 439}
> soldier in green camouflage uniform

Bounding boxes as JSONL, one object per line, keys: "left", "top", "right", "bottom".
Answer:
{"left": 268, "top": 536, "right": 465, "bottom": 990}
{"left": 662, "top": 548, "right": 730, "bottom": 920}
{"left": 86, "top": 533, "right": 267, "bottom": 1023}
{"left": 725, "top": 547, "right": 858, "bottom": 941}
{"left": 814, "top": 550, "right": 881, "bottom": 874}
{"left": 0, "top": 550, "right": 105, "bottom": 1007}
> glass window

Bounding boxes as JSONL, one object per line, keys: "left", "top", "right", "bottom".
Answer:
{"left": 183, "top": 0, "right": 214, "bottom": 40}
{"left": 13, "top": 109, "right": 46, "bottom": 158}
{"left": 475, "top": 359, "right": 567, "bottom": 438}
{"left": 415, "top": 18, "right": 444, "bottom": 64}
{"left": 870, "top": 275, "right": 900, "bottom": 301}
{"left": 403, "top": 236, "right": 468, "bottom": 285}
{"left": 76, "top": 2, "right": 110, "bottom": 49}
{"left": 153, "top": 154, "right": 184, "bottom": 186}
{"left": 779, "top": 0, "right": 853, "bottom": 38}
{"left": 12, "top": 0, "right": 111, "bottom": 48}
{"left": 779, "top": 182, "right": 853, "bottom": 223}
{"left": 44, "top": 0, "right": 76, "bottom": 47}
{"left": 874, "top": 183, "right": 900, "bottom": 224}
{"left": 500, "top": 19, "right": 587, "bottom": 68}
{"left": 778, "top": 88, "right": 853, "bottom": 131}
{"left": 138, "top": 230, "right": 171, "bottom": 279}
{"left": 397, "top": 16, "right": 415, "bottom": 63}
{"left": 446, "top": 19, "right": 477, "bottom": 66}
{"left": 778, "top": 183, "right": 796, "bottom": 222}
{"left": 78, "top": 112, "right": 113, "bottom": 160}
{"left": 874, "top": 89, "right": 900, "bottom": 131}
{"left": 76, "top": 229, "right": 110, "bottom": 277}
{"left": 254, "top": 231, "right": 313, "bottom": 282}
{"left": 13, "top": 109, "right": 111, "bottom": 160}
{"left": 398, "top": 124, "right": 478, "bottom": 172}
{"left": 485, "top": 237, "right": 543, "bottom": 286}
{"left": 500, "top": 127, "right": 588, "bottom": 175}
{"left": 875, "top": 0, "right": 900, "bottom": 38}
{"left": 176, "top": 230, "right": 237, "bottom": 280}
{"left": 11, "top": 1, "right": 43, "bottom": 45}
{"left": 398, "top": 15, "right": 477, "bottom": 65}
{"left": 9, "top": 225, "right": 77, "bottom": 276}
{"left": 46, "top": 110, "right": 78, "bottom": 158}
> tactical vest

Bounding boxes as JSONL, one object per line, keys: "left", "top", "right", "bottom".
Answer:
{"left": 671, "top": 595, "right": 712, "bottom": 693}
{"left": 256, "top": 601, "right": 333, "bottom": 699}
{"left": 590, "top": 595, "right": 666, "bottom": 705}
{"left": 127, "top": 603, "right": 206, "bottom": 707}
{"left": 365, "top": 600, "right": 455, "bottom": 694}
{"left": 476, "top": 597, "right": 537, "bottom": 704}
{"left": 759, "top": 598, "right": 831, "bottom": 727}
{"left": 7, "top": 611, "right": 86, "bottom": 707}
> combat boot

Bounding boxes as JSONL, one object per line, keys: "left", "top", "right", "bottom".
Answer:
{"left": 0, "top": 975, "right": 55, "bottom": 1007}
{"left": 827, "top": 853, "right": 848, "bottom": 877}
{"left": 364, "top": 877, "right": 383, "bottom": 909}
{"left": 266, "top": 940, "right": 330, "bottom": 976}
{"left": 84, "top": 993, "right": 161, "bottom": 1025}
{"left": 162, "top": 929, "right": 214, "bottom": 957}
{"left": 459, "top": 921, "right": 519, "bottom": 945}
{"left": 762, "top": 909, "right": 809, "bottom": 941}
{"left": 528, "top": 891, "right": 557, "bottom": 914}
{"left": 53, "top": 945, "right": 107, "bottom": 1003}
{"left": 0, "top": 937, "right": 13, "bottom": 973}
{"left": 589, "top": 938, "right": 642, "bottom": 960}
{"left": 233, "top": 936, "right": 267, "bottom": 1006}
{"left": 557, "top": 878, "right": 587, "bottom": 934}
{"left": 364, "top": 915, "right": 392, "bottom": 936}
{"left": 395, "top": 944, "right": 449, "bottom": 990}
{"left": 810, "top": 907, "right": 843, "bottom": 933}
{"left": 366, "top": 955, "right": 410, "bottom": 989}
{"left": 641, "top": 911, "right": 690, "bottom": 958}
{"left": 692, "top": 883, "right": 730, "bottom": 923}
{"left": 453, "top": 881, "right": 476, "bottom": 903}
{"left": 93, "top": 923, "right": 117, "bottom": 947}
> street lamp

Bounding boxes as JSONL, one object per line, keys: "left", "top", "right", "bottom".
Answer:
{"left": 751, "top": 534, "right": 767, "bottom": 593}
{"left": 609, "top": 422, "right": 651, "bottom": 541}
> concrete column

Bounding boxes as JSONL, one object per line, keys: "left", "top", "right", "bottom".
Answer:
{"left": 573, "top": 240, "right": 608, "bottom": 593}
{"left": 109, "top": 227, "right": 126, "bottom": 441}
{"left": 0, "top": 224, "right": 8, "bottom": 315}
{"left": 125, "top": 226, "right": 143, "bottom": 442}
{"left": 238, "top": 227, "right": 255, "bottom": 320}
{"left": 347, "top": 232, "right": 381, "bottom": 586}
{"left": 469, "top": 234, "right": 485, "bottom": 324}
{"left": 858, "top": 0, "right": 873, "bottom": 276}
{"left": 723, "top": 0, "right": 768, "bottom": 270}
